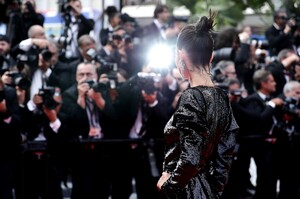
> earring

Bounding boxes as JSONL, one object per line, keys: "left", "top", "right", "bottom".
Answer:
{"left": 179, "top": 60, "right": 186, "bottom": 72}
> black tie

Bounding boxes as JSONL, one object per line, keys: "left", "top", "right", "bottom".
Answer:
{"left": 265, "top": 96, "right": 271, "bottom": 102}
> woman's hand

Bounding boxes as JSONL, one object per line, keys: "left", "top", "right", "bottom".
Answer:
{"left": 157, "top": 172, "right": 171, "bottom": 191}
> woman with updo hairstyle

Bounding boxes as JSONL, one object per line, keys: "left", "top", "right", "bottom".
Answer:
{"left": 157, "top": 11, "right": 239, "bottom": 199}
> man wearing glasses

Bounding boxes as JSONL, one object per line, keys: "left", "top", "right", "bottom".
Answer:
{"left": 265, "top": 9, "right": 297, "bottom": 57}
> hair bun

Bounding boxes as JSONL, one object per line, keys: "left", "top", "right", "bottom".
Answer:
{"left": 195, "top": 10, "right": 216, "bottom": 36}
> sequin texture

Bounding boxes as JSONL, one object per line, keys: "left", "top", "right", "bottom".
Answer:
{"left": 161, "top": 86, "right": 239, "bottom": 199}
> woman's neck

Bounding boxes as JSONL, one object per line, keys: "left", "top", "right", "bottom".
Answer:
{"left": 188, "top": 70, "right": 214, "bottom": 87}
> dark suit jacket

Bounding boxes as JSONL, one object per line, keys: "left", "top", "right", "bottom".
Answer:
{"left": 117, "top": 78, "right": 169, "bottom": 139}
{"left": 76, "top": 14, "right": 94, "bottom": 39}
{"left": 99, "top": 28, "right": 112, "bottom": 46}
{"left": 241, "top": 92, "right": 277, "bottom": 137}
{"left": 143, "top": 22, "right": 165, "bottom": 45}
{"left": 265, "top": 25, "right": 295, "bottom": 56}
{"left": 52, "top": 60, "right": 78, "bottom": 92}
{"left": 0, "top": 86, "right": 21, "bottom": 158}
{"left": 59, "top": 83, "right": 118, "bottom": 140}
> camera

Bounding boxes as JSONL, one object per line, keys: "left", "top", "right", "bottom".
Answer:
{"left": 58, "top": 0, "right": 72, "bottom": 14}
{"left": 83, "top": 79, "right": 109, "bottom": 94}
{"left": 281, "top": 97, "right": 299, "bottom": 117}
{"left": 38, "top": 87, "right": 60, "bottom": 109}
{"left": 212, "top": 47, "right": 235, "bottom": 66}
{"left": 111, "top": 34, "right": 132, "bottom": 44}
{"left": 40, "top": 48, "right": 53, "bottom": 62}
{"left": 211, "top": 67, "right": 226, "bottom": 83}
{"left": 272, "top": 97, "right": 300, "bottom": 138}
{"left": 86, "top": 48, "right": 117, "bottom": 73}
{"left": 136, "top": 72, "right": 161, "bottom": 94}
{"left": 7, "top": 71, "right": 31, "bottom": 90}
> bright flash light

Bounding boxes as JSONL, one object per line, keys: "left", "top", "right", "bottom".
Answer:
{"left": 147, "top": 44, "right": 174, "bottom": 70}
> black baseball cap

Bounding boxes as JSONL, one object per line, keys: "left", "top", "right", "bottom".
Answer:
{"left": 0, "top": 34, "right": 10, "bottom": 44}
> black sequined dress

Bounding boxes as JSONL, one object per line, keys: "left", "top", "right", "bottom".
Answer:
{"left": 161, "top": 86, "right": 239, "bottom": 199}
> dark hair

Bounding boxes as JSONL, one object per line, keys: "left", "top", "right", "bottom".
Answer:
{"left": 177, "top": 10, "right": 216, "bottom": 69}
{"left": 273, "top": 9, "right": 287, "bottom": 20}
{"left": 105, "top": 6, "right": 120, "bottom": 19}
{"left": 253, "top": 69, "right": 271, "bottom": 90}
{"left": 154, "top": 5, "right": 169, "bottom": 19}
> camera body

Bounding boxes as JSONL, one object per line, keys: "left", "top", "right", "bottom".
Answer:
{"left": 282, "top": 97, "right": 299, "bottom": 117}
{"left": 212, "top": 47, "right": 235, "bottom": 67}
{"left": 7, "top": 71, "right": 31, "bottom": 90}
{"left": 136, "top": 72, "right": 161, "bottom": 94}
{"left": 86, "top": 48, "right": 117, "bottom": 74}
{"left": 40, "top": 48, "right": 53, "bottom": 62}
{"left": 84, "top": 79, "right": 109, "bottom": 94}
{"left": 38, "top": 87, "right": 59, "bottom": 109}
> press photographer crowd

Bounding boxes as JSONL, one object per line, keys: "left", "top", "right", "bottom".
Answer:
{"left": 0, "top": 0, "right": 300, "bottom": 199}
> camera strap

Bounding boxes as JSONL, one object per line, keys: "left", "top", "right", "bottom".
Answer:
{"left": 85, "top": 98, "right": 101, "bottom": 130}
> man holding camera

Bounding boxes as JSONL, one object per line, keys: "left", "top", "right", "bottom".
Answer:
{"left": 15, "top": 39, "right": 64, "bottom": 199}
{"left": 58, "top": 0, "right": 94, "bottom": 62}
{"left": 0, "top": 34, "right": 15, "bottom": 75}
{"left": 266, "top": 48, "right": 300, "bottom": 97}
{"left": 59, "top": 62, "right": 121, "bottom": 198}
{"left": 7, "top": 0, "right": 44, "bottom": 48}
{"left": 0, "top": 78, "right": 21, "bottom": 199}
{"left": 265, "top": 9, "right": 297, "bottom": 57}
{"left": 272, "top": 81, "right": 300, "bottom": 199}
{"left": 236, "top": 69, "right": 284, "bottom": 199}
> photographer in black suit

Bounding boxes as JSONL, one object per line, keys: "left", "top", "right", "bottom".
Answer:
{"left": 15, "top": 40, "right": 64, "bottom": 199}
{"left": 6, "top": 0, "right": 44, "bottom": 48}
{"left": 117, "top": 73, "right": 169, "bottom": 199}
{"left": 58, "top": 0, "right": 94, "bottom": 62}
{"left": 265, "top": 9, "right": 297, "bottom": 57}
{"left": 0, "top": 79, "right": 21, "bottom": 199}
{"left": 237, "top": 69, "right": 284, "bottom": 199}
{"left": 0, "top": 34, "right": 15, "bottom": 74}
{"left": 272, "top": 81, "right": 300, "bottom": 199}
{"left": 266, "top": 48, "right": 300, "bottom": 97}
{"left": 59, "top": 62, "right": 120, "bottom": 199}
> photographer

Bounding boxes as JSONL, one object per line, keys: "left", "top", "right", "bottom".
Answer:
{"left": 58, "top": 0, "right": 94, "bottom": 62}
{"left": 272, "top": 81, "right": 300, "bottom": 199}
{"left": 6, "top": 0, "right": 44, "bottom": 48}
{"left": 265, "top": 9, "right": 297, "bottom": 57}
{"left": 0, "top": 78, "right": 22, "bottom": 199}
{"left": 0, "top": 34, "right": 15, "bottom": 74}
{"left": 16, "top": 40, "right": 64, "bottom": 199}
{"left": 117, "top": 72, "right": 169, "bottom": 199}
{"left": 221, "top": 78, "right": 257, "bottom": 199}
{"left": 266, "top": 48, "right": 300, "bottom": 97}
{"left": 236, "top": 69, "right": 284, "bottom": 199}
{"left": 58, "top": 62, "right": 121, "bottom": 198}
{"left": 213, "top": 27, "right": 252, "bottom": 88}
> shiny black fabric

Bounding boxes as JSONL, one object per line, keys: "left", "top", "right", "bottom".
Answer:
{"left": 161, "top": 86, "right": 239, "bottom": 199}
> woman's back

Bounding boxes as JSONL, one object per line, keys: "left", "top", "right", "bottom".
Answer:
{"left": 162, "top": 86, "right": 238, "bottom": 198}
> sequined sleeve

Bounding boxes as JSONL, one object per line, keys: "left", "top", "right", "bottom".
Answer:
{"left": 212, "top": 111, "right": 239, "bottom": 194}
{"left": 162, "top": 89, "right": 208, "bottom": 193}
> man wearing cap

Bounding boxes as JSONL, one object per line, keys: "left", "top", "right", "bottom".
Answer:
{"left": 0, "top": 34, "right": 15, "bottom": 75}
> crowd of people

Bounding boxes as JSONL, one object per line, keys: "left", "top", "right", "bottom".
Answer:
{"left": 0, "top": 0, "right": 300, "bottom": 199}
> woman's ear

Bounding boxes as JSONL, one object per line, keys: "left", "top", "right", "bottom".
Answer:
{"left": 178, "top": 49, "right": 187, "bottom": 67}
